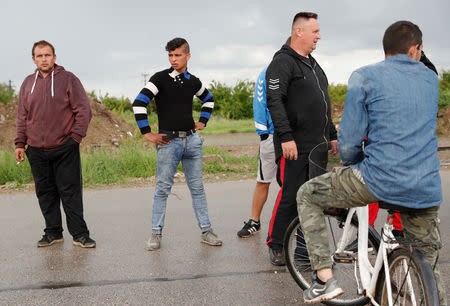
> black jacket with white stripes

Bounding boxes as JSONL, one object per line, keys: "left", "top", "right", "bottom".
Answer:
{"left": 132, "top": 67, "right": 214, "bottom": 134}
{"left": 266, "top": 44, "right": 337, "bottom": 160}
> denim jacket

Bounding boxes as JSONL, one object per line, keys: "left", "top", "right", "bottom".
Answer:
{"left": 339, "top": 54, "right": 441, "bottom": 209}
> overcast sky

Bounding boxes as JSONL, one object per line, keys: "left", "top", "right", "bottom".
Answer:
{"left": 1, "top": 0, "right": 449, "bottom": 99}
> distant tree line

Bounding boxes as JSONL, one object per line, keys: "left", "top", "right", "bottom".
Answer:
{"left": 3, "top": 70, "right": 449, "bottom": 113}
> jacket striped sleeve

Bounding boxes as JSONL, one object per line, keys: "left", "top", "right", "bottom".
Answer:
{"left": 195, "top": 80, "right": 214, "bottom": 125}
{"left": 132, "top": 76, "right": 159, "bottom": 134}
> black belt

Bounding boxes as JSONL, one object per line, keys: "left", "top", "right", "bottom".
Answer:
{"left": 159, "top": 129, "right": 196, "bottom": 139}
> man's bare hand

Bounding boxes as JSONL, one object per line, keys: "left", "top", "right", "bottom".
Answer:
{"left": 195, "top": 122, "right": 205, "bottom": 131}
{"left": 281, "top": 140, "right": 298, "bottom": 160}
{"left": 329, "top": 140, "right": 338, "bottom": 156}
{"left": 144, "top": 133, "right": 171, "bottom": 146}
{"left": 15, "top": 148, "right": 25, "bottom": 162}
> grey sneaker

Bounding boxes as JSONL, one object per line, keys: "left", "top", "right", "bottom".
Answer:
{"left": 303, "top": 277, "right": 344, "bottom": 304}
{"left": 146, "top": 234, "right": 162, "bottom": 251}
{"left": 201, "top": 228, "right": 222, "bottom": 246}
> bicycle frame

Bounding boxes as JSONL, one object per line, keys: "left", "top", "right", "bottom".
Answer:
{"left": 335, "top": 206, "right": 417, "bottom": 306}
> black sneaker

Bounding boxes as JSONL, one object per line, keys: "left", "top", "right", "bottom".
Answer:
{"left": 237, "top": 219, "right": 261, "bottom": 238}
{"left": 269, "top": 248, "right": 286, "bottom": 266}
{"left": 344, "top": 238, "right": 359, "bottom": 253}
{"left": 392, "top": 229, "right": 404, "bottom": 239}
{"left": 344, "top": 238, "right": 374, "bottom": 253}
{"left": 73, "top": 236, "right": 96, "bottom": 248}
{"left": 303, "top": 276, "right": 344, "bottom": 303}
{"left": 37, "top": 234, "right": 64, "bottom": 247}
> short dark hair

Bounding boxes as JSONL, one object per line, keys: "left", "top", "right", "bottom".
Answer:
{"left": 383, "top": 21, "right": 422, "bottom": 55}
{"left": 292, "top": 12, "right": 318, "bottom": 26}
{"left": 165, "top": 37, "right": 190, "bottom": 53}
{"left": 32, "top": 40, "right": 55, "bottom": 56}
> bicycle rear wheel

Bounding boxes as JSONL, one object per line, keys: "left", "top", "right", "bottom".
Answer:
{"left": 284, "top": 211, "right": 380, "bottom": 306}
{"left": 375, "top": 247, "right": 439, "bottom": 306}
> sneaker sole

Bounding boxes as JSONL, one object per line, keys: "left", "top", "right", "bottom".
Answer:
{"left": 72, "top": 241, "right": 96, "bottom": 248}
{"left": 304, "top": 288, "right": 344, "bottom": 304}
{"left": 145, "top": 246, "right": 161, "bottom": 251}
{"left": 37, "top": 238, "right": 64, "bottom": 247}
{"left": 201, "top": 240, "right": 222, "bottom": 246}
{"left": 237, "top": 228, "right": 261, "bottom": 238}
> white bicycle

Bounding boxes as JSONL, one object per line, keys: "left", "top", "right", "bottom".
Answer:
{"left": 284, "top": 204, "right": 439, "bottom": 305}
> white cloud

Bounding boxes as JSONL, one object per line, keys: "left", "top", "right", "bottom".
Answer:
{"left": 110, "top": 51, "right": 147, "bottom": 61}
{"left": 197, "top": 44, "right": 277, "bottom": 67}
{"left": 315, "top": 49, "right": 384, "bottom": 84}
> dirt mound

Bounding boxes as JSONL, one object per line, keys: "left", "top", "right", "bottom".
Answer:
{"left": 0, "top": 98, "right": 137, "bottom": 151}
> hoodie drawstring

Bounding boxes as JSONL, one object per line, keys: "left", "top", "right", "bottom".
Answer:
{"left": 30, "top": 71, "right": 39, "bottom": 95}
{"left": 51, "top": 70, "right": 54, "bottom": 98}
{"left": 30, "top": 70, "right": 54, "bottom": 98}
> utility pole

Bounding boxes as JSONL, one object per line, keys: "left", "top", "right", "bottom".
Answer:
{"left": 8, "top": 80, "right": 12, "bottom": 91}
{"left": 141, "top": 73, "right": 149, "bottom": 86}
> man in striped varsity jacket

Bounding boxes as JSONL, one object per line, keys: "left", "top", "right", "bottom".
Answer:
{"left": 132, "top": 37, "right": 222, "bottom": 250}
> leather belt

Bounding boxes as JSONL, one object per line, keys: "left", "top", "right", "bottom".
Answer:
{"left": 159, "top": 129, "right": 196, "bottom": 139}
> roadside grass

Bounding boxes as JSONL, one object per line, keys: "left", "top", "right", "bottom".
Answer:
{"left": 0, "top": 151, "right": 33, "bottom": 187}
{"left": 117, "top": 110, "right": 254, "bottom": 134}
{"left": 0, "top": 139, "right": 258, "bottom": 188}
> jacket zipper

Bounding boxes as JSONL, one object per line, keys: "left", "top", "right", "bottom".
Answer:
{"left": 310, "top": 61, "right": 329, "bottom": 143}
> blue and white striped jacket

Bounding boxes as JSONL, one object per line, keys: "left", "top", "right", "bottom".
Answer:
{"left": 253, "top": 67, "right": 273, "bottom": 136}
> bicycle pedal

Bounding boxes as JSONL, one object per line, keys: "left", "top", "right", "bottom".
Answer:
{"left": 333, "top": 252, "right": 355, "bottom": 263}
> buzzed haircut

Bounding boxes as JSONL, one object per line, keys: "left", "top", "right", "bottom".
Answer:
{"left": 32, "top": 40, "right": 55, "bottom": 56}
{"left": 165, "top": 37, "right": 190, "bottom": 53}
{"left": 292, "top": 12, "right": 318, "bottom": 30}
{"left": 383, "top": 21, "right": 422, "bottom": 56}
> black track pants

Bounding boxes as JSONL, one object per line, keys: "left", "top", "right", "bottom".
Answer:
{"left": 266, "top": 151, "right": 327, "bottom": 250}
{"left": 26, "top": 139, "right": 89, "bottom": 239}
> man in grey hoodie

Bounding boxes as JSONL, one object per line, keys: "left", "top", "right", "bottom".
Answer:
{"left": 15, "top": 40, "right": 96, "bottom": 248}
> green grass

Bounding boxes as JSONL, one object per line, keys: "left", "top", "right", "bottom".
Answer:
{"left": 199, "top": 115, "right": 254, "bottom": 134}
{"left": 0, "top": 139, "right": 258, "bottom": 188}
{"left": 0, "top": 151, "right": 33, "bottom": 186}
{"left": 117, "top": 110, "right": 254, "bottom": 134}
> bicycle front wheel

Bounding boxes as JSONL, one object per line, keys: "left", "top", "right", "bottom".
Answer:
{"left": 375, "top": 247, "right": 439, "bottom": 306}
{"left": 284, "top": 213, "right": 380, "bottom": 306}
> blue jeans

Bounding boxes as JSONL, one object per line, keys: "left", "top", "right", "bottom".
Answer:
{"left": 152, "top": 133, "right": 211, "bottom": 234}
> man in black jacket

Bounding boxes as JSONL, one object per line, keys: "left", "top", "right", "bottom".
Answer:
{"left": 265, "top": 12, "right": 337, "bottom": 265}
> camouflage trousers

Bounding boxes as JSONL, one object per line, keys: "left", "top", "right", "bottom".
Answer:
{"left": 296, "top": 166, "right": 446, "bottom": 305}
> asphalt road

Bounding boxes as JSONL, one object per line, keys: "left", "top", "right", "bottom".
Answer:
{"left": 0, "top": 172, "right": 449, "bottom": 305}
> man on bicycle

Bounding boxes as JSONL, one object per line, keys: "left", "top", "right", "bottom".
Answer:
{"left": 296, "top": 21, "right": 446, "bottom": 304}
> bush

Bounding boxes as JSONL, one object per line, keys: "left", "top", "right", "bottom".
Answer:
{"left": 195, "top": 80, "right": 254, "bottom": 120}
{"left": 100, "top": 94, "right": 133, "bottom": 113}
{"left": 439, "top": 70, "right": 450, "bottom": 109}
{"left": 0, "top": 82, "right": 16, "bottom": 104}
{"left": 328, "top": 83, "right": 347, "bottom": 104}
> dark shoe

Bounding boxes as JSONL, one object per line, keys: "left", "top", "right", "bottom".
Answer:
{"left": 392, "top": 229, "right": 404, "bottom": 239}
{"left": 344, "top": 238, "right": 359, "bottom": 253}
{"left": 73, "top": 236, "right": 96, "bottom": 248}
{"left": 237, "top": 219, "right": 261, "bottom": 238}
{"left": 37, "top": 234, "right": 63, "bottom": 247}
{"left": 269, "top": 248, "right": 286, "bottom": 266}
{"left": 344, "top": 238, "right": 373, "bottom": 253}
{"left": 303, "top": 276, "right": 344, "bottom": 304}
